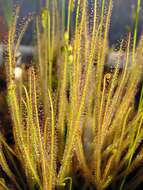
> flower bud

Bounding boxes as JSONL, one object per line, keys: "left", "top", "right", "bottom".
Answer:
{"left": 64, "top": 32, "right": 69, "bottom": 43}
{"left": 68, "top": 55, "right": 73, "bottom": 64}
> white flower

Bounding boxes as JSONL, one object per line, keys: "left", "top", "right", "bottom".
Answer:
{"left": 14, "top": 67, "right": 23, "bottom": 80}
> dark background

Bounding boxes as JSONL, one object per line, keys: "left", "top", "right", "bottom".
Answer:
{"left": 0, "top": 0, "right": 143, "bottom": 46}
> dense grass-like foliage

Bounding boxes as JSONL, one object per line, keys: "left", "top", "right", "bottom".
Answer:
{"left": 1, "top": 0, "right": 143, "bottom": 190}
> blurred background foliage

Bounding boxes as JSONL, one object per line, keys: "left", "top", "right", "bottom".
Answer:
{"left": 0, "top": 0, "right": 13, "bottom": 27}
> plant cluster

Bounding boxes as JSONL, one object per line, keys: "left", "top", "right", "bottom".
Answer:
{"left": 0, "top": 0, "right": 143, "bottom": 190}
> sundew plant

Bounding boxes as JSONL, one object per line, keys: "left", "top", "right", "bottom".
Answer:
{"left": 1, "top": 0, "right": 143, "bottom": 190}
